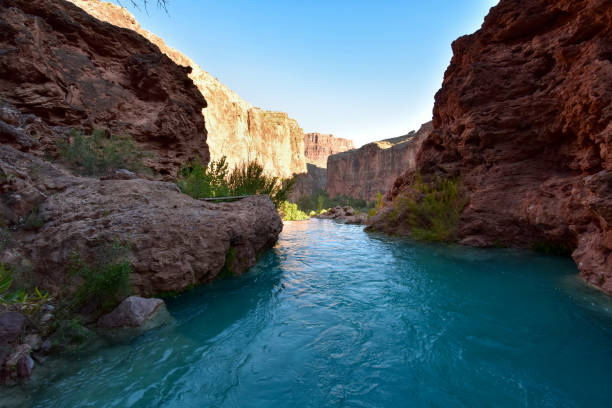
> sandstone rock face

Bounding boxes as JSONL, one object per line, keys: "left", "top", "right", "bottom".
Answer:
{"left": 68, "top": 0, "right": 308, "bottom": 179}
{"left": 289, "top": 163, "right": 327, "bottom": 201}
{"left": 0, "top": 0, "right": 208, "bottom": 177}
{"left": 381, "top": 0, "right": 612, "bottom": 293}
{"left": 326, "top": 122, "right": 432, "bottom": 201}
{"left": 304, "top": 133, "right": 354, "bottom": 168}
{"left": 0, "top": 143, "right": 283, "bottom": 297}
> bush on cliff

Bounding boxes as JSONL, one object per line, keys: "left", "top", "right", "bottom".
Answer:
{"left": 56, "top": 129, "right": 152, "bottom": 177}
{"left": 67, "top": 239, "right": 132, "bottom": 313}
{"left": 389, "top": 173, "right": 466, "bottom": 242}
{"left": 178, "top": 156, "right": 294, "bottom": 208}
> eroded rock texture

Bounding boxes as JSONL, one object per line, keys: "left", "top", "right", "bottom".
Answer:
{"left": 0, "top": 0, "right": 208, "bottom": 177}
{"left": 1, "top": 143, "right": 282, "bottom": 297}
{"left": 326, "top": 122, "right": 432, "bottom": 201}
{"left": 304, "top": 133, "right": 354, "bottom": 168}
{"left": 381, "top": 0, "right": 612, "bottom": 293}
{"left": 69, "top": 0, "right": 308, "bottom": 178}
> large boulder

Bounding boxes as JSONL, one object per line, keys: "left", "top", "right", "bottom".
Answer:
{"left": 1, "top": 144, "right": 283, "bottom": 297}
{"left": 97, "top": 296, "right": 169, "bottom": 329}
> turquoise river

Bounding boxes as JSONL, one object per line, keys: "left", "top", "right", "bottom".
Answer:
{"left": 12, "top": 220, "right": 612, "bottom": 407}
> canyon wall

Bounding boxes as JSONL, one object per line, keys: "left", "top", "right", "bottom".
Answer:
{"left": 375, "top": 0, "right": 612, "bottom": 293}
{"left": 0, "top": 0, "right": 208, "bottom": 177}
{"left": 326, "top": 122, "right": 432, "bottom": 201}
{"left": 304, "top": 133, "right": 354, "bottom": 168}
{"left": 69, "top": 0, "right": 307, "bottom": 179}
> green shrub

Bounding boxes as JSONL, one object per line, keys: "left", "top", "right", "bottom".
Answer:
{"left": 296, "top": 190, "right": 371, "bottom": 214}
{"left": 0, "top": 262, "right": 53, "bottom": 314}
{"left": 67, "top": 239, "right": 132, "bottom": 312}
{"left": 23, "top": 206, "right": 44, "bottom": 231}
{"left": 279, "top": 201, "right": 309, "bottom": 221}
{"left": 394, "top": 172, "right": 466, "bottom": 242}
{"left": 178, "top": 156, "right": 231, "bottom": 198}
{"left": 178, "top": 156, "right": 294, "bottom": 208}
{"left": 56, "top": 129, "right": 152, "bottom": 177}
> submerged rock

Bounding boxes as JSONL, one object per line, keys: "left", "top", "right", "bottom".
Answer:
{"left": 97, "top": 296, "right": 171, "bottom": 342}
{"left": 97, "top": 296, "right": 169, "bottom": 330}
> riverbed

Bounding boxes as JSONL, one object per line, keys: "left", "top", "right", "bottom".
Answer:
{"left": 11, "top": 219, "right": 612, "bottom": 407}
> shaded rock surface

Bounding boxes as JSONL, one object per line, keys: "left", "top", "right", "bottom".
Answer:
{"left": 379, "top": 0, "right": 612, "bottom": 293}
{"left": 1, "top": 142, "right": 283, "bottom": 297}
{"left": 289, "top": 163, "right": 327, "bottom": 202}
{"left": 68, "top": 0, "right": 308, "bottom": 178}
{"left": 326, "top": 122, "right": 432, "bottom": 201}
{"left": 0, "top": 312, "right": 25, "bottom": 346}
{"left": 304, "top": 133, "right": 354, "bottom": 168}
{"left": 0, "top": 0, "right": 208, "bottom": 178}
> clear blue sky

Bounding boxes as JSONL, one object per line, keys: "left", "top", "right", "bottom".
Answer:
{"left": 114, "top": 0, "right": 498, "bottom": 146}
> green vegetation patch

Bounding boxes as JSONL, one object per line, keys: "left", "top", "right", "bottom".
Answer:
{"left": 56, "top": 129, "right": 152, "bottom": 177}
{"left": 0, "top": 262, "right": 53, "bottom": 314}
{"left": 279, "top": 201, "right": 309, "bottom": 221}
{"left": 67, "top": 239, "right": 132, "bottom": 313}
{"left": 296, "top": 189, "right": 371, "bottom": 214}
{"left": 391, "top": 172, "right": 466, "bottom": 242}
{"left": 178, "top": 156, "right": 294, "bottom": 208}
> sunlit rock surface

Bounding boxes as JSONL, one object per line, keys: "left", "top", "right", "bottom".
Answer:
{"left": 69, "top": 0, "right": 308, "bottom": 178}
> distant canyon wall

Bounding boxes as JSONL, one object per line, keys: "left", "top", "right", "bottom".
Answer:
{"left": 304, "top": 133, "right": 354, "bottom": 168}
{"left": 326, "top": 122, "right": 433, "bottom": 201}
{"left": 374, "top": 0, "right": 612, "bottom": 293}
{"left": 69, "top": 0, "right": 307, "bottom": 178}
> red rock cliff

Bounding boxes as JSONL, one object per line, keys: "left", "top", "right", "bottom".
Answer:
{"left": 0, "top": 0, "right": 208, "bottom": 177}
{"left": 68, "top": 0, "right": 308, "bottom": 178}
{"left": 304, "top": 133, "right": 354, "bottom": 168}
{"left": 326, "top": 122, "right": 432, "bottom": 201}
{"left": 381, "top": 0, "right": 612, "bottom": 293}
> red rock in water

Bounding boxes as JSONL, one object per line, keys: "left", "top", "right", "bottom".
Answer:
{"left": 0, "top": 0, "right": 208, "bottom": 177}
{"left": 381, "top": 0, "right": 612, "bottom": 293}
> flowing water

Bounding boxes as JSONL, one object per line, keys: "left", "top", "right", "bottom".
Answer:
{"left": 12, "top": 220, "right": 612, "bottom": 407}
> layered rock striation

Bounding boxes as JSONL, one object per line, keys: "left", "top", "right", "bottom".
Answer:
{"left": 326, "top": 122, "right": 432, "bottom": 201}
{"left": 374, "top": 0, "right": 612, "bottom": 293}
{"left": 0, "top": 0, "right": 208, "bottom": 177}
{"left": 68, "top": 0, "right": 307, "bottom": 178}
{"left": 304, "top": 133, "right": 354, "bottom": 168}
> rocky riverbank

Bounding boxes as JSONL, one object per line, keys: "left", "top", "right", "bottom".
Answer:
{"left": 0, "top": 0, "right": 284, "bottom": 383}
